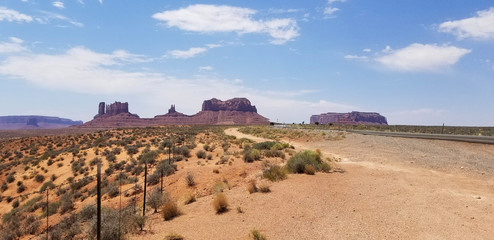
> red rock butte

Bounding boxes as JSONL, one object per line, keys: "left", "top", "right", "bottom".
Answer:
{"left": 81, "top": 98, "right": 269, "bottom": 127}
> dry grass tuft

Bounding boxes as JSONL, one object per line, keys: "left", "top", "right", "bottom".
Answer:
{"left": 161, "top": 201, "right": 180, "bottom": 221}
{"left": 304, "top": 164, "right": 315, "bottom": 175}
{"left": 213, "top": 193, "right": 229, "bottom": 214}
{"left": 258, "top": 182, "right": 271, "bottom": 193}
{"left": 185, "top": 172, "right": 195, "bottom": 187}
{"left": 247, "top": 179, "right": 258, "bottom": 194}
{"left": 165, "top": 233, "right": 184, "bottom": 240}
{"left": 250, "top": 229, "right": 267, "bottom": 240}
{"left": 182, "top": 193, "right": 196, "bottom": 205}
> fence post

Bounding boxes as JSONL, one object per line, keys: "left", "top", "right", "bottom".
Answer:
{"left": 97, "top": 163, "right": 101, "bottom": 240}
{"left": 142, "top": 158, "right": 147, "bottom": 230}
{"left": 46, "top": 189, "right": 49, "bottom": 240}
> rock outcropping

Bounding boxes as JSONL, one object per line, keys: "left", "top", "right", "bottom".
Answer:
{"left": 82, "top": 98, "right": 269, "bottom": 128}
{"left": 0, "top": 116, "right": 83, "bottom": 130}
{"left": 310, "top": 111, "right": 388, "bottom": 125}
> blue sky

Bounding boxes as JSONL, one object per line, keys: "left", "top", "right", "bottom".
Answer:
{"left": 0, "top": 0, "right": 493, "bottom": 125}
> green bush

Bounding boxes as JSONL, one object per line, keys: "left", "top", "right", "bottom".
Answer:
{"left": 253, "top": 141, "right": 277, "bottom": 150}
{"left": 263, "top": 165, "right": 287, "bottom": 182}
{"left": 286, "top": 150, "right": 326, "bottom": 174}
{"left": 243, "top": 149, "right": 261, "bottom": 163}
{"left": 196, "top": 150, "right": 207, "bottom": 159}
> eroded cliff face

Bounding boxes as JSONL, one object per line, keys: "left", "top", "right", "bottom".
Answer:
{"left": 310, "top": 111, "right": 388, "bottom": 125}
{"left": 82, "top": 98, "right": 269, "bottom": 128}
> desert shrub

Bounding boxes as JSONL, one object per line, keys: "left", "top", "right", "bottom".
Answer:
{"left": 196, "top": 150, "right": 207, "bottom": 159}
{"left": 59, "top": 193, "right": 74, "bottom": 214}
{"left": 42, "top": 201, "right": 60, "bottom": 217}
{"left": 286, "top": 150, "right": 326, "bottom": 174}
{"left": 23, "top": 215, "right": 41, "bottom": 235}
{"left": 131, "top": 165, "right": 144, "bottom": 176}
{"left": 161, "top": 200, "right": 180, "bottom": 221}
{"left": 147, "top": 188, "right": 167, "bottom": 213}
{"left": 247, "top": 179, "right": 257, "bottom": 194}
{"left": 105, "top": 183, "right": 119, "bottom": 198}
{"left": 173, "top": 146, "right": 190, "bottom": 157}
{"left": 213, "top": 168, "right": 220, "bottom": 174}
{"left": 183, "top": 193, "right": 196, "bottom": 205}
{"left": 165, "top": 233, "right": 185, "bottom": 240}
{"left": 207, "top": 154, "right": 213, "bottom": 160}
{"left": 34, "top": 174, "right": 45, "bottom": 183}
{"left": 264, "top": 149, "right": 285, "bottom": 159}
{"left": 243, "top": 149, "right": 261, "bottom": 163}
{"left": 89, "top": 157, "right": 101, "bottom": 166}
{"left": 1, "top": 181, "right": 7, "bottom": 191}
{"left": 258, "top": 182, "right": 271, "bottom": 193}
{"left": 304, "top": 164, "right": 315, "bottom": 175}
{"left": 6, "top": 174, "right": 15, "bottom": 183}
{"left": 222, "top": 142, "right": 230, "bottom": 152}
{"left": 17, "top": 183, "right": 26, "bottom": 193}
{"left": 79, "top": 204, "right": 96, "bottom": 221}
{"left": 105, "top": 152, "right": 116, "bottom": 162}
{"left": 155, "top": 160, "right": 177, "bottom": 177}
{"left": 253, "top": 141, "right": 277, "bottom": 150}
{"left": 216, "top": 156, "right": 229, "bottom": 165}
{"left": 138, "top": 150, "right": 160, "bottom": 165}
{"left": 185, "top": 172, "right": 195, "bottom": 187}
{"left": 125, "top": 145, "right": 139, "bottom": 156}
{"left": 213, "top": 180, "right": 230, "bottom": 193}
{"left": 263, "top": 165, "right": 287, "bottom": 182}
{"left": 87, "top": 207, "right": 141, "bottom": 239}
{"left": 147, "top": 172, "right": 160, "bottom": 186}
{"left": 250, "top": 229, "right": 267, "bottom": 240}
{"left": 213, "top": 193, "right": 228, "bottom": 214}
{"left": 12, "top": 199, "right": 19, "bottom": 208}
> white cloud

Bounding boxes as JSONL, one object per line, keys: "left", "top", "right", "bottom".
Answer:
{"left": 199, "top": 66, "right": 213, "bottom": 71}
{"left": 168, "top": 47, "right": 207, "bottom": 59}
{"left": 0, "top": 6, "right": 33, "bottom": 22}
{"left": 53, "top": 1, "right": 65, "bottom": 9}
{"left": 0, "top": 37, "right": 27, "bottom": 53}
{"left": 439, "top": 7, "right": 494, "bottom": 40}
{"left": 152, "top": 4, "right": 299, "bottom": 44}
{"left": 98, "top": 0, "right": 103, "bottom": 4}
{"left": 344, "top": 54, "right": 368, "bottom": 61}
{"left": 36, "top": 11, "right": 83, "bottom": 27}
{"left": 363, "top": 48, "right": 371, "bottom": 52}
{"left": 0, "top": 46, "right": 353, "bottom": 123}
{"left": 375, "top": 43, "right": 471, "bottom": 71}
{"left": 328, "top": 0, "right": 347, "bottom": 3}
{"left": 324, "top": 7, "right": 340, "bottom": 17}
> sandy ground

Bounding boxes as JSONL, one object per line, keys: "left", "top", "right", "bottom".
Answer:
{"left": 131, "top": 128, "right": 494, "bottom": 240}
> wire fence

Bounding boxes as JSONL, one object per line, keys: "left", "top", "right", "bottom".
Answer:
{"left": 4, "top": 154, "right": 171, "bottom": 240}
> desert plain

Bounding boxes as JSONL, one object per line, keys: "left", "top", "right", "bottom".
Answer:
{"left": 0, "top": 126, "right": 493, "bottom": 240}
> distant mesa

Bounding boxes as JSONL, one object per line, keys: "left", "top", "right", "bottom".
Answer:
{"left": 0, "top": 116, "right": 83, "bottom": 130}
{"left": 82, "top": 97, "right": 269, "bottom": 127}
{"left": 310, "top": 111, "right": 388, "bottom": 125}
